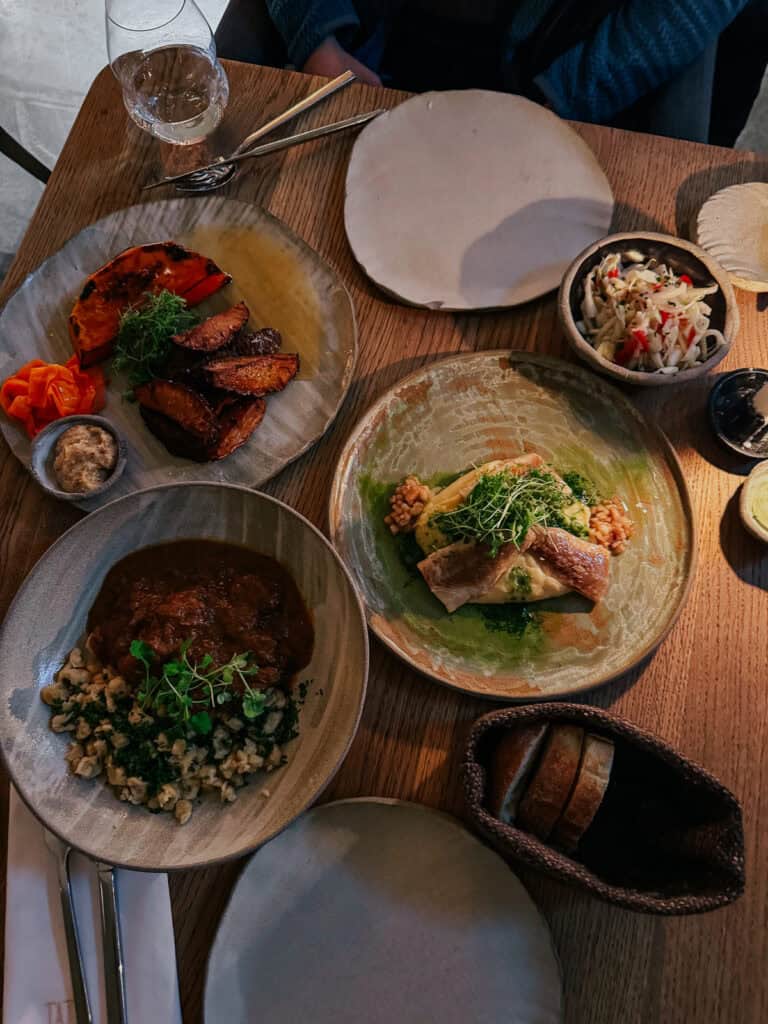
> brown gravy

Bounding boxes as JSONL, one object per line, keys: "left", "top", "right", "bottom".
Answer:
{"left": 88, "top": 540, "right": 314, "bottom": 689}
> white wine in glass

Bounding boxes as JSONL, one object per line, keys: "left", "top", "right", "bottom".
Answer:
{"left": 106, "top": 0, "right": 229, "bottom": 145}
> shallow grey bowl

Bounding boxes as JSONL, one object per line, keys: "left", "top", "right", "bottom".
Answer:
{"left": 558, "top": 231, "right": 739, "bottom": 386}
{"left": 0, "top": 483, "right": 369, "bottom": 871}
{"left": 30, "top": 414, "right": 127, "bottom": 502}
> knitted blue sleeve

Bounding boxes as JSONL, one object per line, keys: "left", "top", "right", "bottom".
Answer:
{"left": 266, "top": 0, "right": 360, "bottom": 68}
{"left": 534, "top": 0, "right": 749, "bottom": 122}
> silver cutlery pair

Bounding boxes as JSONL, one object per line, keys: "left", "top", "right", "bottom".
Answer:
{"left": 144, "top": 69, "right": 383, "bottom": 193}
{"left": 44, "top": 829, "right": 126, "bottom": 1024}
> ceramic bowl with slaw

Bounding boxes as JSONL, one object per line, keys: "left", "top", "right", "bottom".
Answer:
{"left": 558, "top": 232, "right": 739, "bottom": 387}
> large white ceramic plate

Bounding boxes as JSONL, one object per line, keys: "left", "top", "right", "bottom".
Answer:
{"left": 0, "top": 483, "right": 369, "bottom": 870}
{"left": 204, "top": 799, "right": 562, "bottom": 1024}
{"left": 344, "top": 90, "right": 614, "bottom": 310}
{"left": 696, "top": 182, "right": 768, "bottom": 292}
{"left": 0, "top": 197, "right": 357, "bottom": 508}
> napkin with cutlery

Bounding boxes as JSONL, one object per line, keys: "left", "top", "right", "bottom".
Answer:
{"left": 4, "top": 787, "right": 183, "bottom": 1024}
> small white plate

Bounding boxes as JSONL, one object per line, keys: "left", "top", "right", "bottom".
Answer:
{"left": 696, "top": 182, "right": 768, "bottom": 292}
{"left": 204, "top": 799, "right": 562, "bottom": 1024}
{"left": 344, "top": 90, "right": 614, "bottom": 310}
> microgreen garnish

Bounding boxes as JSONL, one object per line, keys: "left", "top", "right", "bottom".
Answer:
{"left": 112, "top": 290, "right": 199, "bottom": 391}
{"left": 131, "top": 639, "right": 266, "bottom": 734}
{"left": 431, "top": 468, "right": 587, "bottom": 557}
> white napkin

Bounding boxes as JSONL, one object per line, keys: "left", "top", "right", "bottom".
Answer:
{"left": 4, "top": 787, "right": 183, "bottom": 1024}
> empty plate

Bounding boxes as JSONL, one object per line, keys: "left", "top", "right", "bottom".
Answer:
{"left": 204, "top": 799, "right": 562, "bottom": 1023}
{"left": 344, "top": 90, "right": 614, "bottom": 310}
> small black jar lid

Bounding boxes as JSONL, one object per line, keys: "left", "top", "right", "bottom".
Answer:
{"left": 708, "top": 369, "right": 768, "bottom": 459}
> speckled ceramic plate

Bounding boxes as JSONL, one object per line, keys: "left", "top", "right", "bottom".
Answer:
{"left": 329, "top": 352, "right": 695, "bottom": 700}
{"left": 204, "top": 799, "right": 562, "bottom": 1024}
{"left": 0, "top": 197, "right": 357, "bottom": 509}
{"left": 0, "top": 483, "right": 369, "bottom": 870}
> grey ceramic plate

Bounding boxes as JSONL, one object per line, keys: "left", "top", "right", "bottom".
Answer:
{"left": 330, "top": 352, "right": 695, "bottom": 700}
{"left": 0, "top": 197, "right": 357, "bottom": 509}
{"left": 204, "top": 799, "right": 562, "bottom": 1024}
{"left": 0, "top": 483, "right": 369, "bottom": 870}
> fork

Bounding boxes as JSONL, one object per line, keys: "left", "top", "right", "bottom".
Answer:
{"left": 43, "top": 829, "right": 93, "bottom": 1024}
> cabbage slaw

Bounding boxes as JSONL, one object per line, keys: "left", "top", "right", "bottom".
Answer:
{"left": 578, "top": 250, "right": 725, "bottom": 375}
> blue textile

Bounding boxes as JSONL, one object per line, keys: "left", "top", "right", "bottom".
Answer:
{"left": 266, "top": 0, "right": 749, "bottom": 122}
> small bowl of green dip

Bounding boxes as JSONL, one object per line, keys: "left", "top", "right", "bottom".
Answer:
{"left": 740, "top": 460, "right": 768, "bottom": 544}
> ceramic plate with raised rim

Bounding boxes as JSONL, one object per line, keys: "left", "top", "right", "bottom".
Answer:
{"left": 329, "top": 352, "right": 695, "bottom": 700}
{"left": 344, "top": 90, "right": 614, "bottom": 310}
{"left": 0, "top": 483, "right": 369, "bottom": 870}
{"left": 204, "top": 799, "right": 562, "bottom": 1024}
{"left": 0, "top": 197, "right": 357, "bottom": 508}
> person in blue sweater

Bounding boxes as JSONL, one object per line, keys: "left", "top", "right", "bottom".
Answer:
{"left": 215, "top": 0, "right": 750, "bottom": 142}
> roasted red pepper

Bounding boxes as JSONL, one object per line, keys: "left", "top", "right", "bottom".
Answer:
{"left": 680, "top": 274, "right": 693, "bottom": 286}
{"left": 615, "top": 338, "right": 638, "bottom": 366}
{"left": 631, "top": 329, "right": 649, "bottom": 352}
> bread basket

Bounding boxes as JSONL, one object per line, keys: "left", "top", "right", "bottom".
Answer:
{"left": 462, "top": 703, "right": 745, "bottom": 915}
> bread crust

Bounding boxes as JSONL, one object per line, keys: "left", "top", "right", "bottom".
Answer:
{"left": 551, "top": 733, "right": 614, "bottom": 853}
{"left": 516, "top": 724, "right": 585, "bottom": 840}
{"left": 488, "top": 723, "right": 548, "bottom": 822}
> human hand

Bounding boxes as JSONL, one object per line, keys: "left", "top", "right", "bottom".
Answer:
{"left": 303, "top": 35, "right": 382, "bottom": 86}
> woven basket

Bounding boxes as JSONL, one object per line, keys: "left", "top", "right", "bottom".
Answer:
{"left": 462, "top": 703, "right": 745, "bottom": 915}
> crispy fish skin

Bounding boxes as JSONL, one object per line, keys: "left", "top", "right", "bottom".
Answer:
{"left": 172, "top": 301, "right": 249, "bottom": 352}
{"left": 525, "top": 526, "right": 610, "bottom": 603}
{"left": 417, "top": 541, "right": 526, "bottom": 613}
{"left": 204, "top": 353, "right": 299, "bottom": 396}
{"left": 134, "top": 379, "right": 219, "bottom": 442}
{"left": 208, "top": 397, "right": 266, "bottom": 460}
{"left": 418, "top": 527, "right": 609, "bottom": 611}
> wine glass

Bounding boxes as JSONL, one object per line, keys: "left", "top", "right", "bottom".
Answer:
{"left": 106, "top": 0, "right": 229, "bottom": 145}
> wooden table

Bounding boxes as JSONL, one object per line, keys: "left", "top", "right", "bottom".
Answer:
{"left": 1, "top": 61, "right": 767, "bottom": 1024}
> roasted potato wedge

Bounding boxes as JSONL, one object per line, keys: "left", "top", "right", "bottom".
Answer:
{"left": 172, "top": 301, "right": 249, "bottom": 352}
{"left": 223, "top": 327, "right": 282, "bottom": 357}
{"left": 134, "top": 379, "right": 219, "bottom": 442}
{"left": 204, "top": 353, "right": 299, "bottom": 396}
{"left": 139, "top": 407, "right": 209, "bottom": 462}
{"left": 209, "top": 397, "right": 267, "bottom": 460}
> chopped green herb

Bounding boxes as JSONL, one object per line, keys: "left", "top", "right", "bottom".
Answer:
{"left": 508, "top": 566, "right": 532, "bottom": 596}
{"left": 431, "top": 468, "right": 584, "bottom": 557}
{"left": 479, "top": 603, "right": 539, "bottom": 638}
{"left": 112, "top": 290, "right": 199, "bottom": 392}
{"left": 561, "top": 471, "right": 600, "bottom": 507}
{"left": 394, "top": 530, "right": 425, "bottom": 576}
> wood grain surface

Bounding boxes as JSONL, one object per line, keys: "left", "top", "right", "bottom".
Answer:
{"left": 1, "top": 62, "right": 767, "bottom": 1024}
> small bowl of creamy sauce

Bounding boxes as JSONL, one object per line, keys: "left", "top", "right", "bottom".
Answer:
{"left": 31, "top": 415, "right": 126, "bottom": 502}
{"left": 740, "top": 461, "right": 768, "bottom": 545}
